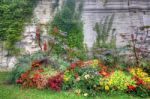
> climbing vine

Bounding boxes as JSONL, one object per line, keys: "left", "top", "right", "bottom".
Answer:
{"left": 0, "top": 0, "right": 38, "bottom": 55}
{"left": 49, "top": 0, "right": 86, "bottom": 60}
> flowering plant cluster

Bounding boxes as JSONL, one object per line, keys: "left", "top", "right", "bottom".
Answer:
{"left": 129, "top": 68, "right": 150, "bottom": 83}
{"left": 16, "top": 60, "right": 48, "bottom": 89}
{"left": 69, "top": 59, "right": 99, "bottom": 70}
{"left": 127, "top": 68, "right": 150, "bottom": 97}
{"left": 16, "top": 59, "right": 150, "bottom": 97}
{"left": 48, "top": 72, "right": 63, "bottom": 91}
{"left": 100, "top": 70, "right": 136, "bottom": 91}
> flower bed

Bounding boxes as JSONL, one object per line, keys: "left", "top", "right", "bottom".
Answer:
{"left": 15, "top": 59, "right": 150, "bottom": 98}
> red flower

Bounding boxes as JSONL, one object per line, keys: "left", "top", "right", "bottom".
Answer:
{"left": 127, "top": 85, "right": 136, "bottom": 91}
{"left": 16, "top": 79, "right": 23, "bottom": 83}
{"left": 132, "top": 76, "right": 144, "bottom": 85}
{"left": 136, "top": 79, "right": 143, "bottom": 85}
{"left": 70, "top": 63, "right": 76, "bottom": 69}
{"left": 32, "top": 73, "right": 41, "bottom": 82}
{"left": 21, "top": 73, "right": 28, "bottom": 79}
{"left": 48, "top": 73, "right": 63, "bottom": 91}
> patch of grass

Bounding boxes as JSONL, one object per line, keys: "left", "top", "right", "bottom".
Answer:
{"left": 0, "top": 72, "right": 9, "bottom": 83}
{"left": 0, "top": 72, "right": 146, "bottom": 99}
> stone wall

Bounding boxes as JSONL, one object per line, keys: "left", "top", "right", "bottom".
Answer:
{"left": 0, "top": 0, "right": 63, "bottom": 70}
{"left": 82, "top": 0, "right": 150, "bottom": 49}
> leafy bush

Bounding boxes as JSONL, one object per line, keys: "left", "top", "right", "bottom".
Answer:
{"left": 73, "top": 66, "right": 101, "bottom": 96}
{"left": 16, "top": 60, "right": 48, "bottom": 89}
{"left": 127, "top": 84, "right": 149, "bottom": 97}
{"left": 129, "top": 68, "right": 150, "bottom": 84}
{"left": 62, "top": 60, "right": 101, "bottom": 96}
{"left": 127, "top": 76, "right": 150, "bottom": 97}
{"left": 62, "top": 70, "right": 75, "bottom": 90}
{"left": 48, "top": 72, "right": 63, "bottom": 91}
{"left": 50, "top": 54, "right": 70, "bottom": 70}
{"left": 8, "top": 52, "right": 45, "bottom": 83}
{"left": 100, "top": 70, "right": 136, "bottom": 91}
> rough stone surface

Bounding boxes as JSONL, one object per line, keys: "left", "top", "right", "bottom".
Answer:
{"left": 0, "top": 0, "right": 58, "bottom": 70}
{"left": 82, "top": 0, "right": 150, "bottom": 49}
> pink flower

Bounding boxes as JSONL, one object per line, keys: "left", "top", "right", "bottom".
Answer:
{"left": 16, "top": 79, "right": 23, "bottom": 83}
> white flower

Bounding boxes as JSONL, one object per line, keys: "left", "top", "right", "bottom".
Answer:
{"left": 76, "top": 77, "right": 80, "bottom": 81}
{"left": 83, "top": 93, "right": 88, "bottom": 96}
{"left": 84, "top": 74, "right": 90, "bottom": 79}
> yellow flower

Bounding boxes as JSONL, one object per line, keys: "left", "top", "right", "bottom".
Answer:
{"left": 99, "top": 81, "right": 103, "bottom": 86}
{"left": 108, "top": 80, "right": 112, "bottom": 86}
{"left": 64, "top": 77, "right": 69, "bottom": 81}
{"left": 93, "top": 59, "right": 99, "bottom": 64}
{"left": 105, "top": 85, "right": 109, "bottom": 91}
{"left": 130, "top": 68, "right": 150, "bottom": 83}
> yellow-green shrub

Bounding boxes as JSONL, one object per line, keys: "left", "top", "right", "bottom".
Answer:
{"left": 100, "top": 70, "right": 136, "bottom": 91}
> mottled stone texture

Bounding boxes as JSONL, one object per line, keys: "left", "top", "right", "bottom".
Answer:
{"left": 0, "top": 0, "right": 62, "bottom": 69}
{"left": 82, "top": 0, "right": 150, "bottom": 48}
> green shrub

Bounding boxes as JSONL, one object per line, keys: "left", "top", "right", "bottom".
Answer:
{"left": 49, "top": 0, "right": 84, "bottom": 59}
{"left": 100, "top": 70, "right": 136, "bottom": 91}
{"left": 50, "top": 54, "right": 69, "bottom": 71}
{"left": 74, "top": 66, "right": 101, "bottom": 96}
{"left": 127, "top": 85, "right": 150, "bottom": 98}
{"left": 62, "top": 65, "right": 101, "bottom": 96}
{"left": 8, "top": 51, "right": 45, "bottom": 83}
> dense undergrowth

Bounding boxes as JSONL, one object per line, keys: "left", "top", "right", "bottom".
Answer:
{"left": 0, "top": 72, "right": 142, "bottom": 99}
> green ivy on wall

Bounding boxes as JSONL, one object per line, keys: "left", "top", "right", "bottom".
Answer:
{"left": 0, "top": 0, "right": 38, "bottom": 55}
{"left": 49, "top": 0, "right": 86, "bottom": 60}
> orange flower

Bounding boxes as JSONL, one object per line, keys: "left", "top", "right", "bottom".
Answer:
{"left": 32, "top": 73, "right": 41, "bottom": 82}
{"left": 99, "top": 70, "right": 109, "bottom": 77}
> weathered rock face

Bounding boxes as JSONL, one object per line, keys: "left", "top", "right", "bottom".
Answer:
{"left": 0, "top": 0, "right": 63, "bottom": 70}
{"left": 82, "top": 0, "right": 150, "bottom": 49}
{"left": 20, "top": 0, "right": 53, "bottom": 54}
